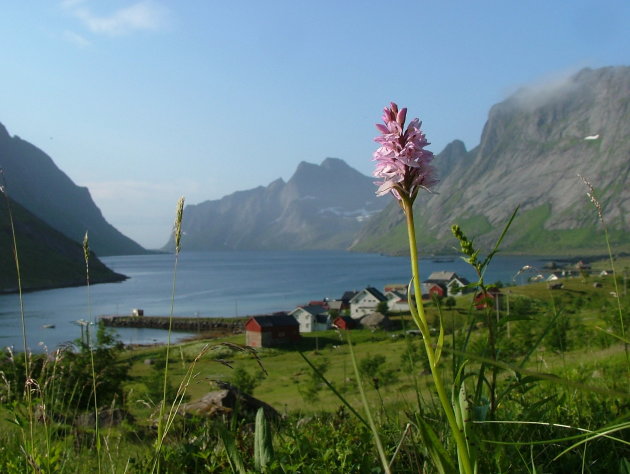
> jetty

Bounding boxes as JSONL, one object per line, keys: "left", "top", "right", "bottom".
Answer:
{"left": 99, "top": 315, "right": 246, "bottom": 332}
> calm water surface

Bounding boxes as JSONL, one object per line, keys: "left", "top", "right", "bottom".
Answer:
{"left": 0, "top": 251, "right": 553, "bottom": 352}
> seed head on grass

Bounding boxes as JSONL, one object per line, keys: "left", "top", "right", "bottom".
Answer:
{"left": 577, "top": 174, "right": 604, "bottom": 224}
{"left": 82, "top": 232, "right": 89, "bottom": 263}
{"left": 174, "top": 197, "right": 185, "bottom": 255}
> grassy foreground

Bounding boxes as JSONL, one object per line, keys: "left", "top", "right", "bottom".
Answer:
{"left": 1, "top": 272, "right": 628, "bottom": 472}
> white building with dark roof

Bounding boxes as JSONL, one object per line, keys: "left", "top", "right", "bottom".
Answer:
{"left": 289, "top": 304, "right": 331, "bottom": 333}
{"left": 349, "top": 287, "right": 387, "bottom": 319}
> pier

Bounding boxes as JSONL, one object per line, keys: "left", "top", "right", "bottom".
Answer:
{"left": 99, "top": 315, "right": 246, "bottom": 332}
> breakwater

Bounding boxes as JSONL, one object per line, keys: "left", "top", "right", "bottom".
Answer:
{"left": 100, "top": 315, "right": 246, "bottom": 332}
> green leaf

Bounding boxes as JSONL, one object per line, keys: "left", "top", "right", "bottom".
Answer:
{"left": 254, "top": 407, "right": 274, "bottom": 472}
{"left": 217, "top": 424, "right": 247, "bottom": 474}
{"left": 414, "top": 414, "right": 458, "bottom": 474}
{"left": 435, "top": 311, "right": 445, "bottom": 367}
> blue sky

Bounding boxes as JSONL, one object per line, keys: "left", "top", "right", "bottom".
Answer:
{"left": 1, "top": 1, "right": 629, "bottom": 249}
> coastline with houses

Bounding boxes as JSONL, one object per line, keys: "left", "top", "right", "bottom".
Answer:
{"left": 101, "top": 270, "right": 474, "bottom": 347}
{"left": 100, "top": 258, "right": 622, "bottom": 349}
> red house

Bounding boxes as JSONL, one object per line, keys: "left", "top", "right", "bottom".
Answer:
{"left": 474, "top": 288, "right": 502, "bottom": 310}
{"left": 245, "top": 313, "right": 301, "bottom": 348}
{"left": 333, "top": 316, "right": 355, "bottom": 330}
{"left": 421, "top": 283, "right": 446, "bottom": 300}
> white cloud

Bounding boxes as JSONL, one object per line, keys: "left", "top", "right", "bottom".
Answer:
{"left": 63, "top": 30, "right": 92, "bottom": 48}
{"left": 508, "top": 68, "right": 582, "bottom": 111}
{"left": 62, "top": 0, "right": 168, "bottom": 36}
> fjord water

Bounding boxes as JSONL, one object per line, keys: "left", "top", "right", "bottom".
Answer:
{"left": 0, "top": 251, "right": 552, "bottom": 352}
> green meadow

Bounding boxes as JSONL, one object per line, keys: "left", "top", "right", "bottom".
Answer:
{"left": 1, "top": 263, "right": 628, "bottom": 472}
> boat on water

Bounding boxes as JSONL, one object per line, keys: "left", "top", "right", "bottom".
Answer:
{"left": 41, "top": 324, "right": 56, "bottom": 329}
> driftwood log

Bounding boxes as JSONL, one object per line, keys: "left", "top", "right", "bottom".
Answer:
{"left": 180, "top": 381, "right": 279, "bottom": 421}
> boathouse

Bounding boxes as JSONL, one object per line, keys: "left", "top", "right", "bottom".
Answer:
{"left": 245, "top": 313, "right": 301, "bottom": 348}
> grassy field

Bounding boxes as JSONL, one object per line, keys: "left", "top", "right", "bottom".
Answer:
{"left": 121, "top": 272, "right": 627, "bottom": 414}
{"left": 1, "top": 270, "right": 628, "bottom": 472}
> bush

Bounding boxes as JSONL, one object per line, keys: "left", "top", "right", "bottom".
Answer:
{"left": 229, "top": 366, "right": 265, "bottom": 394}
{"left": 358, "top": 353, "right": 397, "bottom": 389}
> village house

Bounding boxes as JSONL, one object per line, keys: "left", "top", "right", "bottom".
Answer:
{"left": 289, "top": 304, "right": 331, "bottom": 333}
{"left": 340, "top": 291, "right": 358, "bottom": 311}
{"left": 473, "top": 287, "right": 503, "bottom": 310}
{"left": 383, "top": 283, "right": 408, "bottom": 294}
{"left": 575, "top": 260, "right": 592, "bottom": 271}
{"left": 349, "top": 287, "right": 387, "bottom": 319}
{"left": 332, "top": 315, "right": 355, "bottom": 330}
{"left": 421, "top": 282, "right": 447, "bottom": 300}
{"left": 326, "top": 299, "right": 344, "bottom": 314}
{"left": 423, "top": 271, "right": 470, "bottom": 296}
{"left": 384, "top": 290, "right": 409, "bottom": 312}
{"left": 245, "top": 313, "right": 301, "bottom": 348}
{"left": 546, "top": 272, "right": 563, "bottom": 282}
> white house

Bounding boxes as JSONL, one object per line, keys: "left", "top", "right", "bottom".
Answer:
{"left": 384, "top": 290, "right": 409, "bottom": 312}
{"left": 424, "top": 271, "right": 470, "bottom": 296}
{"left": 349, "top": 287, "right": 387, "bottom": 319}
{"left": 546, "top": 272, "right": 562, "bottom": 282}
{"left": 289, "top": 304, "right": 330, "bottom": 333}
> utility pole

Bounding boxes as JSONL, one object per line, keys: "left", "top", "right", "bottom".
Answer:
{"left": 506, "top": 290, "right": 511, "bottom": 339}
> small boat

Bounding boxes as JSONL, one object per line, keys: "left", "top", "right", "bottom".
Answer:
{"left": 41, "top": 324, "right": 56, "bottom": 329}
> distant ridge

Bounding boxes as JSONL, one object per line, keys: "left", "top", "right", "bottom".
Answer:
{"left": 166, "top": 157, "right": 388, "bottom": 251}
{"left": 0, "top": 123, "right": 146, "bottom": 256}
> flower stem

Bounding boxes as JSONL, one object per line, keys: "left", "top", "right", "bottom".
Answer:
{"left": 401, "top": 196, "right": 473, "bottom": 474}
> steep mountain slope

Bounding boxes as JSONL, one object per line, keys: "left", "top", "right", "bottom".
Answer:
{"left": 0, "top": 194, "right": 126, "bottom": 292}
{"left": 168, "top": 158, "right": 388, "bottom": 251}
{"left": 0, "top": 123, "right": 146, "bottom": 256}
{"left": 352, "top": 66, "right": 630, "bottom": 255}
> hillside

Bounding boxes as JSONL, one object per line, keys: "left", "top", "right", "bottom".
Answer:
{"left": 0, "top": 194, "right": 126, "bottom": 292}
{"left": 167, "top": 157, "right": 388, "bottom": 251}
{"left": 0, "top": 123, "right": 146, "bottom": 256}
{"left": 351, "top": 66, "right": 630, "bottom": 255}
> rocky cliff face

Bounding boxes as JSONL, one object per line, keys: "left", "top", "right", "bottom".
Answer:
{"left": 351, "top": 66, "right": 630, "bottom": 255}
{"left": 0, "top": 124, "right": 146, "bottom": 256}
{"left": 168, "top": 158, "right": 388, "bottom": 251}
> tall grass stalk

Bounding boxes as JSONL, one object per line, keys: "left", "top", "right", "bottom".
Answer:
{"left": 83, "top": 232, "right": 102, "bottom": 473}
{"left": 401, "top": 195, "right": 474, "bottom": 474}
{"left": 578, "top": 174, "right": 629, "bottom": 373}
{"left": 153, "top": 196, "right": 184, "bottom": 472}
{"left": 1, "top": 169, "right": 35, "bottom": 466}
{"left": 347, "top": 336, "right": 391, "bottom": 474}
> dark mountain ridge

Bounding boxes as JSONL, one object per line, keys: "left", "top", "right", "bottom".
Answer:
{"left": 0, "top": 193, "right": 126, "bottom": 293}
{"left": 0, "top": 123, "right": 146, "bottom": 256}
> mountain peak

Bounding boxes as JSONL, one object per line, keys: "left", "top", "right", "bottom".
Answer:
{"left": 321, "top": 157, "right": 349, "bottom": 169}
{"left": 0, "top": 122, "right": 10, "bottom": 142}
{"left": 0, "top": 122, "right": 146, "bottom": 256}
{"left": 171, "top": 157, "right": 388, "bottom": 251}
{"left": 438, "top": 140, "right": 467, "bottom": 160}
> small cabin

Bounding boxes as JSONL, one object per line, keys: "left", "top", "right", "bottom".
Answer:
{"left": 333, "top": 316, "right": 355, "bottom": 330}
{"left": 245, "top": 313, "right": 301, "bottom": 348}
{"left": 132, "top": 308, "right": 144, "bottom": 317}
{"left": 474, "top": 288, "right": 502, "bottom": 310}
